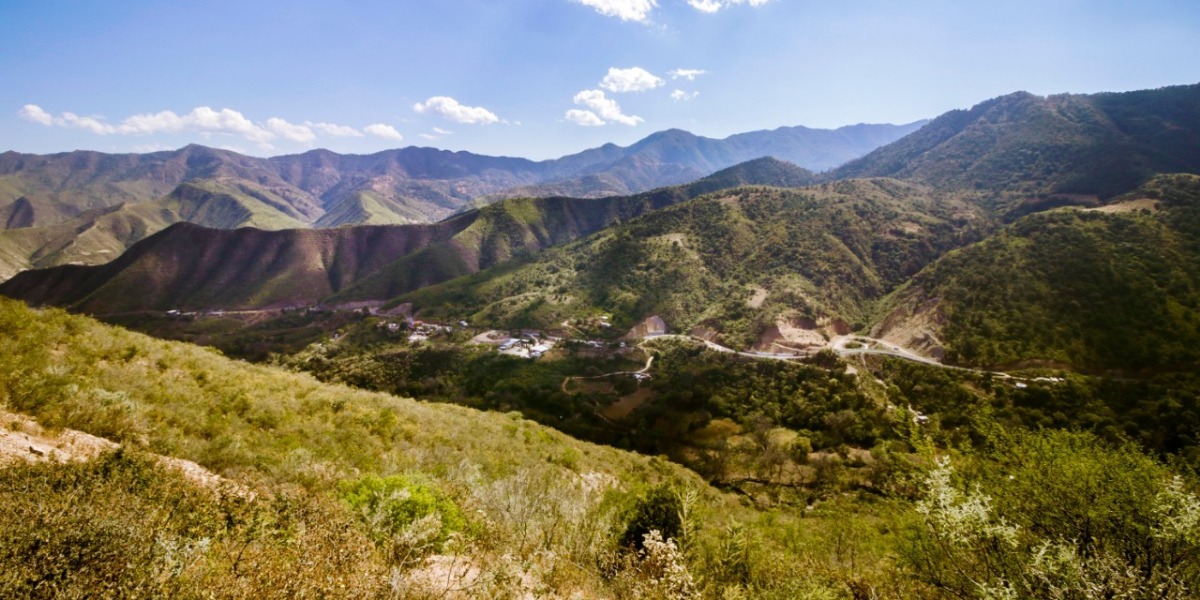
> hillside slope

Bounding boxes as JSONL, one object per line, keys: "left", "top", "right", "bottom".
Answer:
{"left": 0, "top": 159, "right": 816, "bottom": 313}
{"left": 400, "top": 180, "right": 988, "bottom": 348}
{"left": 829, "top": 84, "right": 1200, "bottom": 206}
{"left": 0, "top": 220, "right": 472, "bottom": 313}
{"left": 872, "top": 173, "right": 1200, "bottom": 371}
{"left": 0, "top": 295, "right": 733, "bottom": 596}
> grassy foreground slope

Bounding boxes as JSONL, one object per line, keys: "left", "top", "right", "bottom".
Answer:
{"left": 7, "top": 298, "right": 1200, "bottom": 598}
{"left": 874, "top": 174, "right": 1200, "bottom": 370}
{"left": 0, "top": 297, "right": 924, "bottom": 598}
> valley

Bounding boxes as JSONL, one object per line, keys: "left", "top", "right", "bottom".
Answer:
{"left": 4, "top": 82, "right": 1200, "bottom": 598}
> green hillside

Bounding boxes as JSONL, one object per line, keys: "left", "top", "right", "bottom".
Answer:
{"left": 401, "top": 181, "right": 988, "bottom": 348}
{"left": 0, "top": 158, "right": 819, "bottom": 310}
{"left": 0, "top": 297, "right": 911, "bottom": 598}
{"left": 874, "top": 174, "right": 1200, "bottom": 371}
{"left": 160, "top": 179, "right": 312, "bottom": 230}
{"left": 0, "top": 180, "right": 318, "bottom": 282}
{"left": 0, "top": 202, "right": 177, "bottom": 280}
{"left": 829, "top": 84, "right": 1200, "bottom": 208}
{"left": 8, "top": 294, "right": 1200, "bottom": 597}
{"left": 312, "top": 190, "right": 429, "bottom": 227}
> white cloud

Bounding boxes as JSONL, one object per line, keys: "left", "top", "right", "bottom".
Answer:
{"left": 669, "top": 68, "right": 706, "bottom": 80}
{"left": 14, "top": 105, "right": 421, "bottom": 149}
{"left": 432, "top": 127, "right": 453, "bottom": 135}
{"left": 573, "top": 0, "right": 657, "bottom": 22}
{"left": 364, "top": 123, "right": 404, "bottom": 141}
{"left": 599, "top": 67, "right": 664, "bottom": 93}
{"left": 126, "top": 107, "right": 275, "bottom": 143}
{"left": 413, "top": 96, "right": 500, "bottom": 125}
{"left": 27, "top": 106, "right": 278, "bottom": 145}
{"left": 565, "top": 109, "right": 606, "bottom": 127}
{"left": 687, "top": 0, "right": 768, "bottom": 12}
{"left": 671, "top": 90, "right": 700, "bottom": 101}
{"left": 307, "top": 121, "right": 364, "bottom": 137}
{"left": 266, "top": 118, "right": 316, "bottom": 144}
{"left": 18, "top": 104, "right": 53, "bottom": 125}
{"left": 60, "top": 112, "right": 117, "bottom": 135}
{"left": 132, "top": 142, "right": 173, "bottom": 153}
{"left": 572, "top": 90, "right": 642, "bottom": 126}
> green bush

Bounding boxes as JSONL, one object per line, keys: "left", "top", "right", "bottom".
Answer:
{"left": 337, "top": 474, "right": 467, "bottom": 548}
{"left": 904, "top": 429, "right": 1200, "bottom": 599}
{"left": 621, "top": 484, "right": 685, "bottom": 550}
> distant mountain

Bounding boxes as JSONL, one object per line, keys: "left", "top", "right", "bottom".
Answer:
{"left": 479, "top": 123, "right": 924, "bottom": 201}
{"left": 0, "top": 202, "right": 176, "bottom": 280}
{"left": 0, "top": 121, "right": 918, "bottom": 231}
{"left": 0, "top": 123, "right": 920, "bottom": 278}
{"left": 828, "top": 84, "right": 1200, "bottom": 207}
{"left": 0, "top": 158, "right": 815, "bottom": 312}
{"left": 872, "top": 174, "right": 1200, "bottom": 371}
{"left": 0, "top": 221, "right": 465, "bottom": 314}
{"left": 681, "top": 157, "right": 816, "bottom": 196}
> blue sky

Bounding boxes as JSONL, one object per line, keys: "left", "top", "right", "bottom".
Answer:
{"left": 2, "top": 0, "right": 1198, "bottom": 159}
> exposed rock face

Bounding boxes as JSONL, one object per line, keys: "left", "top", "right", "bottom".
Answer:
{"left": 626, "top": 315, "right": 667, "bottom": 339}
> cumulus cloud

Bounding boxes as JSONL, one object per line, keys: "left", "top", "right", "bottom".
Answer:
{"left": 20, "top": 104, "right": 278, "bottom": 145}
{"left": 364, "top": 123, "right": 404, "bottom": 141}
{"left": 266, "top": 118, "right": 316, "bottom": 144}
{"left": 669, "top": 68, "right": 707, "bottom": 80}
{"left": 127, "top": 107, "right": 274, "bottom": 143}
{"left": 573, "top": 0, "right": 657, "bottom": 22}
{"left": 571, "top": 90, "right": 642, "bottom": 126}
{"left": 670, "top": 90, "right": 700, "bottom": 101}
{"left": 307, "top": 121, "right": 364, "bottom": 137}
{"left": 18, "top": 104, "right": 53, "bottom": 125}
{"left": 599, "top": 67, "right": 664, "bottom": 93}
{"left": 132, "top": 142, "right": 173, "bottom": 153}
{"left": 564, "top": 109, "right": 606, "bottom": 127}
{"left": 14, "top": 104, "right": 400, "bottom": 148}
{"left": 687, "top": 0, "right": 768, "bottom": 12}
{"left": 413, "top": 96, "right": 500, "bottom": 125}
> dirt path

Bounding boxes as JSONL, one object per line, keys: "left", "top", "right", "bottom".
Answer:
{"left": 561, "top": 354, "right": 654, "bottom": 393}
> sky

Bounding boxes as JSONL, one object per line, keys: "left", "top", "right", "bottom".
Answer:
{"left": 2, "top": 0, "right": 1198, "bottom": 160}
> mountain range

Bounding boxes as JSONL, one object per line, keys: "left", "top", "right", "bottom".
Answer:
{"left": 0, "top": 158, "right": 815, "bottom": 313}
{"left": 4, "top": 83, "right": 1200, "bottom": 373}
{"left": 0, "top": 122, "right": 922, "bottom": 279}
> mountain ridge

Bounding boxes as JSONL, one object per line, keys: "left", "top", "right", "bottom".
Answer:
{"left": 828, "top": 84, "right": 1200, "bottom": 207}
{"left": 0, "top": 122, "right": 922, "bottom": 277}
{"left": 0, "top": 158, "right": 817, "bottom": 312}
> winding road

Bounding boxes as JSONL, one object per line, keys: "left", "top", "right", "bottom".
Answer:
{"left": 560, "top": 332, "right": 1052, "bottom": 394}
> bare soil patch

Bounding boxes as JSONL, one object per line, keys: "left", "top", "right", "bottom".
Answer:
{"left": 0, "top": 409, "right": 232, "bottom": 492}
{"left": 746, "top": 286, "right": 768, "bottom": 309}
{"left": 602, "top": 387, "right": 654, "bottom": 420}
{"left": 1087, "top": 198, "right": 1160, "bottom": 213}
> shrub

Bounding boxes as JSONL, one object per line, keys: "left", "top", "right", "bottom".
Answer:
{"left": 337, "top": 474, "right": 467, "bottom": 560}
{"left": 621, "top": 484, "right": 685, "bottom": 550}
